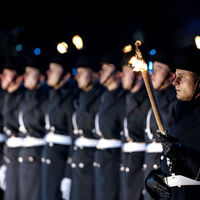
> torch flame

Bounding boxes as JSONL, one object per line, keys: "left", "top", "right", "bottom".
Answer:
{"left": 129, "top": 56, "right": 148, "bottom": 72}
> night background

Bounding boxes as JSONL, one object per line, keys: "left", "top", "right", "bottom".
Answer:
{"left": 0, "top": 0, "right": 200, "bottom": 69}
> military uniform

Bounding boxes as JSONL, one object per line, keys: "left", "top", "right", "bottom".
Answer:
{"left": 120, "top": 84, "right": 150, "bottom": 200}
{"left": 70, "top": 83, "right": 104, "bottom": 200}
{"left": 0, "top": 87, "right": 5, "bottom": 199}
{"left": 144, "top": 84, "right": 176, "bottom": 199}
{"left": 94, "top": 85, "right": 127, "bottom": 200}
{"left": 2, "top": 86, "right": 25, "bottom": 200}
{"left": 41, "top": 80, "right": 75, "bottom": 200}
{"left": 18, "top": 83, "right": 50, "bottom": 200}
{"left": 160, "top": 97, "right": 200, "bottom": 200}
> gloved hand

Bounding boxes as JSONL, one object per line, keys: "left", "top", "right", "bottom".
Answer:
{"left": 145, "top": 168, "right": 171, "bottom": 200}
{"left": 156, "top": 130, "right": 175, "bottom": 157}
{"left": 60, "top": 177, "right": 71, "bottom": 200}
{"left": 0, "top": 165, "right": 6, "bottom": 190}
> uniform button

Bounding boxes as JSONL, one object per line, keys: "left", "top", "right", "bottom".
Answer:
{"left": 153, "top": 164, "right": 158, "bottom": 169}
{"left": 125, "top": 167, "right": 130, "bottom": 173}
{"left": 93, "top": 162, "right": 97, "bottom": 167}
{"left": 78, "top": 129, "right": 83, "bottom": 134}
{"left": 7, "top": 129, "right": 11, "bottom": 135}
{"left": 48, "top": 142, "right": 54, "bottom": 147}
{"left": 143, "top": 164, "right": 147, "bottom": 170}
{"left": 18, "top": 157, "right": 23, "bottom": 163}
{"left": 71, "top": 163, "right": 76, "bottom": 168}
{"left": 160, "top": 155, "right": 164, "bottom": 160}
{"left": 5, "top": 158, "right": 11, "bottom": 164}
{"left": 79, "top": 163, "right": 84, "bottom": 168}
{"left": 73, "top": 146, "right": 78, "bottom": 151}
{"left": 97, "top": 163, "right": 101, "bottom": 168}
{"left": 120, "top": 166, "right": 124, "bottom": 171}
{"left": 46, "top": 159, "right": 51, "bottom": 165}
{"left": 41, "top": 157, "right": 46, "bottom": 163}
{"left": 28, "top": 156, "right": 34, "bottom": 162}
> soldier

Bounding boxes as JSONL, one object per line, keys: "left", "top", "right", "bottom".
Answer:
{"left": 0, "top": 75, "right": 6, "bottom": 199}
{"left": 94, "top": 52, "right": 127, "bottom": 200}
{"left": 145, "top": 45, "right": 200, "bottom": 200}
{"left": 1, "top": 56, "right": 25, "bottom": 200}
{"left": 41, "top": 53, "right": 76, "bottom": 200}
{"left": 18, "top": 55, "right": 50, "bottom": 200}
{"left": 143, "top": 48, "right": 177, "bottom": 199}
{"left": 69, "top": 53, "right": 105, "bottom": 200}
{"left": 120, "top": 54, "right": 150, "bottom": 200}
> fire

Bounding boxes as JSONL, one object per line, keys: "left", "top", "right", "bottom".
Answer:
{"left": 129, "top": 56, "right": 148, "bottom": 72}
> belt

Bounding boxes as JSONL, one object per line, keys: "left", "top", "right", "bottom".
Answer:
{"left": 74, "top": 137, "right": 98, "bottom": 148}
{"left": 164, "top": 174, "right": 200, "bottom": 187}
{"left": 6, "top": 137, "right": 24, "bottom": 148}
{"left": 44, "top": 133, "right": 72, "bottom": 145}
{"left": 97, "top": 138, "right": 122, "bottom": 149}
{"left": 145, "top": 142, "right": 163, "bottom": 153}
{"left": 0, "top": 133, "right": 6, "bottom": 143}
{"left": 122, "top": 142, "right": 146, "bottom": 153}
{"left": 23, "top": 136, "right": 45, "bottom": 147}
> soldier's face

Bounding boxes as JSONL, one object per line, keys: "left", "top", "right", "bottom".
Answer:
{"left": 151, "top": 61, "right": 169, "bottom": 90}
{"left": 47, "top": 63, "right": 64, "bottom": 87}
{"left": 24, "top": 67, "right": 40, "bottom": 90}
{"left": 1, "top": 69, "right": 17, "bottom": 90}
{"left": 121, "top": 65, "right": 135, "bottom": 90}
{"left": 173, "top": 69, "right": 197, "bottom": 101}
{"left": 100, "top": 63, "right": 115, "bottom": 85}
{"left": 75, "top": 67, "right": 92, "bottom": 90}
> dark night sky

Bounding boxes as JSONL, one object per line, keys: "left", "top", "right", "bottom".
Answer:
{"left": 0, "top": 0, "right": 200, "bottom": 62}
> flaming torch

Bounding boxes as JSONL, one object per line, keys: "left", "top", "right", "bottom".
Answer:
{"left": 129, "top": 40, "right": 166, "bottom": 135}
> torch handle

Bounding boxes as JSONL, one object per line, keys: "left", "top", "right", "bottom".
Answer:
{"left": 141, "top": 70, "right": 166, "bottom": 135}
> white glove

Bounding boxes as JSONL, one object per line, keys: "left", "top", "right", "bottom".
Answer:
{"left": 0, "top": 165, "right": 6, "bottom": 190}
{"left": 60, "top": 177, "right": 71, "bottom": 200}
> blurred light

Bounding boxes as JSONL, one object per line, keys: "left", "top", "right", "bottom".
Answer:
{"left": 72, "top": 67, "right": 77, "bottom": 76}
{"left": 34, "top": 48, "right": 41, "bottom": 55}
{"left": 122, "top": 44, "right": 132, "bottom": 53}
{"left": 195, "top": 36, "right": 200, "bottom": 49}
{"left": 149, "top": 49, "right": 156, "bottom": 56}
{"left": 57, "top": 42, "right": 68, "bottom": 54}
{"left": 16, "top": 44, "right": 23, "bottom": 52}
{"left": 72, "top": 35, "right": 83, "bottom": 50}
{"left": 148, "top": 61, "right": 153, "bottom": 74}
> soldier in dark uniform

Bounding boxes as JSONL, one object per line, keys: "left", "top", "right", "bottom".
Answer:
{"left": 1, "top": 57, "right": 25, "bottom": 200}
{"left": 94, "top": 53, "right": 127, "bottom": 200}
{"left": 0, "top": 83, "right": 6, "bottom": 198}
{"left": 120, "top": 54, "right": 150, "bottom": 200}
{"left": 145, "top": 45, "right": 200, "bottom": 200}
{"left": 41, "top": 53, "right": 76, "bottom": 200}
{"left": 69, "top": 53, "right": 105, "bottom": 200}
{"left": 18, "top": 55, "right": 50, "bottom": 200}
{"left": 143, "top": 49, "right": 177, "bottom": 200}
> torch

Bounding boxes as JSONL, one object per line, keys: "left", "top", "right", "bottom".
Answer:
{"left": 129, "top": 40, "right": 166, "bottom": 135}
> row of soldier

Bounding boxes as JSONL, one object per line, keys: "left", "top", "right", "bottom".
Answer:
{"left": 0, "top": 44, "right": 199, "bottom": 200}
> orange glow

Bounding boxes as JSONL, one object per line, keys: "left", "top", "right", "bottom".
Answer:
{"left": 72, "top": 35, "right": 83, "bottom": 50}
{"left": 195, "top": 36, "right": 200, "bottom": 49}
{"left": 122, "top": 44, "right": 132, "bottom": 53}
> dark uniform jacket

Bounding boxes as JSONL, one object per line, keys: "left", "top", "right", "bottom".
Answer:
{"left": 161, "top": 96, "right": 200, "bottom": 200}
{"left": 46, "top": 80, "right": 75, "bottom": 136}
{"left": 122, "top": 84, "right": 150, "bottom": 143}
{"left": 75, "top": 83, "right": 105, "bottom": 139}
{"left": 3, "top": 86, "right": 25, "bottom": 138}
{"left": 95, "top": 85, "right": 127, "bottom": 139}
{"left": 19, "top": 83, "right": 50, "bottom": 138}
{"left": 145, "top": 84, "right": 177, "bottom": 143}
